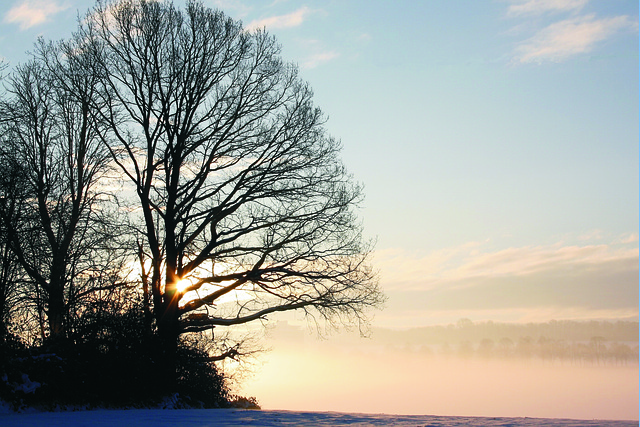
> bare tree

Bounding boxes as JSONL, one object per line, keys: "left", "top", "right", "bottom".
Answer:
{"left": 0, "top": 60, "right": 21, "bottom": 345}
{"left": 0, "top": 41, "right": 117, "bottom": 342}
{"left": 81, "top": 0, "right": 383, "bottom": 370}
{"left": 0, "top": 142, "right": 25, "bottom": 345}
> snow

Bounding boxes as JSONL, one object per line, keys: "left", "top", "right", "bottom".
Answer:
{"left": 10, "top": 374, "right": 41, "bottom": 394}
{"left": 0, "top": 409, "right": 636, "bottom": 426}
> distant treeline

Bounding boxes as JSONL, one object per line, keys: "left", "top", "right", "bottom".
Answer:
{"left": 371, "top": 319, "right": 639, "bottom": 365}
{"left": 374, "top": 319, "right": 639, "bottom": 344}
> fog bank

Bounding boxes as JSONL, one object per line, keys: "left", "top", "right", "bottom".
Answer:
{"left": 238, "top": 321, "right": 638, "bottom": 420}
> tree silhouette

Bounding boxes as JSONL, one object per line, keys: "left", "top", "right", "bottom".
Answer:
{"left": 0, "top": 141, "right": 23, "bottom": 346}
{"left": 498, "top": 337, "right": 514, "bottom": 358}
{"left": 0, "top": 45, "right": 117, "bottom": 342}
{"left": 0, "top": 59, "right": 27, "bottom": 346}
{"left": 73, "top": 0, "right": 382, "bottom": 377}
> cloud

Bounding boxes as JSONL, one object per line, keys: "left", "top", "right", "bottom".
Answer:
{"left": 514, "top": 14, "right": 638, "bottom": 63}
{"left": 445, "top": 243, "right": 637, "bottom": 282}
{"left": 357, "top": 33, "right": 372, "bottom": 43}
{"left": 4, "top": 0, "right": 68, "bottom": 30}
{"left": 375, "top": 238, "right": 639, "bottom": 326}
{"left": 507, "top": 0, "right": 589, "bottom": 16}
{"left": 617, "top": 233, "right": 639, "bottom": 244}
{"left": 302, "top": 51, "right": 339, "bottom": 69}
{"left": 577, "top": 229, "right": 604, "bottom": 241}
{"left": 378, "top": 240, "right": 638, "bottom": 291}
{"left": 211, "top": 0, "right": 252, "bottom": 18}
{"left": 245, "top": 6, "right": 311, "bottom": 31}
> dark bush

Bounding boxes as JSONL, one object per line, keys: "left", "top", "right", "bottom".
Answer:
{"left": 0, "top": 307, "right": 232, "bottom": 410}
{"left": 175, "top": 342, "right": 229, "bottom": 408}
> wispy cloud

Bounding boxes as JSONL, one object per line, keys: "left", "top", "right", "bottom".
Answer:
{"left": 444, "top": 242, "right": 638, "bottom": 282}
{"left": 514, "top": 14, "right": 638, "bottom": 63}
{"left": 378, "top": 240, "right": 638, "bottom": 291}
{"left": 507, "top": 0, "right": 589, "bottom": 16}
{"left": 211, "top": 0, "right": 252, "bottom": 19}
{"left": 376, "top": 237, "right": 639, "bottom": 324}
{"left": 4, "top": 0, "right": 68, "bottom": 30}
{"left": 577, "top": 229, "right": 604, "bottom": 241}
{"left": 357, "top": 33, "right": 372, "bottom": 43}
{"left": 302, "top": 51, "right": 339, "bottom": 69}
{"left": 616, "top": 233, "right": 639, "bottom": 244}
{"left": 245, "top": 6, "right": 311, "bottom": 31}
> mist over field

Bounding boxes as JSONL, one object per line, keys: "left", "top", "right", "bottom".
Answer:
{"left": 238, "top": 319, "right": 639, "bottom": 421}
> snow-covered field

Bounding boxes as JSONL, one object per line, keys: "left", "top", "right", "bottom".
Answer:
{"left": 0, "top": 409, "right": 637, "bottom": 426}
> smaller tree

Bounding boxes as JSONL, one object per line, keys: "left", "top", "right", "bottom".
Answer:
{"left": 0, "top": 41, "right": 121, "bottom": 342}
{"left": 0, "top": 138, "right": 25, "bottom": 347}
{"left": 0, "top": 59, "right": 29, "bottom": 346}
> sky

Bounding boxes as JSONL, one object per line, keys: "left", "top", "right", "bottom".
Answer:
{"left": 2, "top": 0, "right": 635, "bottom": 329}
{"left": 0, "top": 0, "right": 638, "bottom": 419}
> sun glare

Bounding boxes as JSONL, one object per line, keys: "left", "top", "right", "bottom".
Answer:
{"left": 176, "top": 278, "right": 191, "bottom": 294}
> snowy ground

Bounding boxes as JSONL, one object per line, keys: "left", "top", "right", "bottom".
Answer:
{"left": 0, "top": 409, "right": 637, "bottom": 426}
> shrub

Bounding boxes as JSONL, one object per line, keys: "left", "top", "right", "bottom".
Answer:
{"left": 0, "top": 308, "right": 233, "bottom": 410}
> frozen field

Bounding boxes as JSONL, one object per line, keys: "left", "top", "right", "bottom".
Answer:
{"left": 0, "top": 409, "right": 637, "bottom": 426}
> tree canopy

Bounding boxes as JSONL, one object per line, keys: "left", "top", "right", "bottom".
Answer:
{"left": 79, "top": 0, "right": 383, "bottom": 344}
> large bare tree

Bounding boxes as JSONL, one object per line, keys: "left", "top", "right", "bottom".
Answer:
{"left": 81, "top": 0, "right": 383, "bottom": 367}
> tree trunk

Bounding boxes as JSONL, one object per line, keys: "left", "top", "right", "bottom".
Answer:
{"left": 157, "top": 307, "right": 179, "bottom": 391}
{"left": 47, "top": 284, "right": 66, "bottom": 341}
{"left": 0, "top": 285, "right": 6, "bottom": 346}
{"left": 159, "top": 228, "right": 180, "bottom": 389}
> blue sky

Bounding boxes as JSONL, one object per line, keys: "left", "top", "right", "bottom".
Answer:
{"left": 1, "top": 0, "right": 638, "bottom": 327}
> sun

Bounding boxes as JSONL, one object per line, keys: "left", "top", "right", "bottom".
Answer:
{"left": 176, "top": 278, "right": 191, "bottom": 294}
